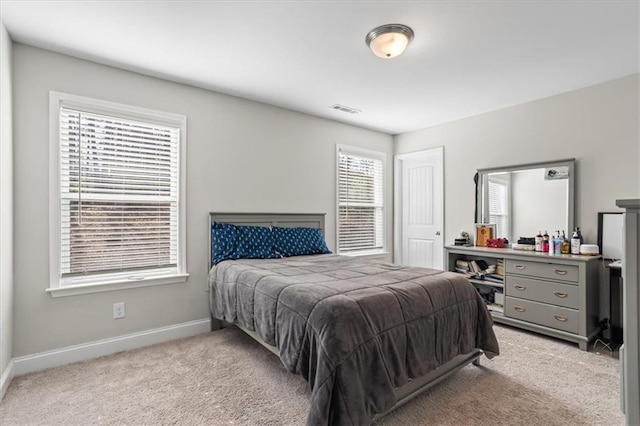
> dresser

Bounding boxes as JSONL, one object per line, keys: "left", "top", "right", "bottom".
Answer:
{"left": 445, "top": 245, "right": 601, "bottom": 350}
{"left": 616, "top": 199, "right": 639, "bottom": 425}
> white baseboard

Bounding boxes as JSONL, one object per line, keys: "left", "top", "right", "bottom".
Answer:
{"left": 0, "top": 359, "right": 15, "bottom": 400}
{"left": 12, "top": 318, "right": 211, "bottom": 377}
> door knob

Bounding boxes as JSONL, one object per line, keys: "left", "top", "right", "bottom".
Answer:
{"left": 435, "top": 231, "right": 441, "bottom": 236}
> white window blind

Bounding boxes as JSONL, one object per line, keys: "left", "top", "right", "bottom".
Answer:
{"left": 337, "top": 148, "right": 384, "bottom": 253}
{"left": 59, "top": 107, "right": 180, "bottom": 280}
{"left": 488, "top": 178, "right": 509, "bottom": 239}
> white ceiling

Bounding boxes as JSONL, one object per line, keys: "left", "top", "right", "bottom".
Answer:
{"left": 1, "top": 1, "right": 638, "bottom": 135}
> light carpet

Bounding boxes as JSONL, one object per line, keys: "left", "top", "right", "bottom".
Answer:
{"left": 0, "top": 324, "right": 622, "bottom": 425}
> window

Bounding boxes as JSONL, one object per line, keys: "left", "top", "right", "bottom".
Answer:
{"left": 337, "top": 145, "right": 385, "bottom": 254}
{"left": 488, "top": 174, "right": 510, "bottom": 239}
{"left": 49, "top": 92, "right": 188, "bottom": 297}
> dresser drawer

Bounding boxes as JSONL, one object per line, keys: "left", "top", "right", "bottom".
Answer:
{"left": 505, "top": 297, "right": 578, "bottom": 334}
{"left": 506, "top": 276, "right": 578, "bottom": 309}
{"left": 505, "top": 259, "right": 578, "bottom": 283}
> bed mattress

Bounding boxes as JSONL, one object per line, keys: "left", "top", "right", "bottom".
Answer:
{"left": 209, "top": 254, "right": 499, "bottom": 425}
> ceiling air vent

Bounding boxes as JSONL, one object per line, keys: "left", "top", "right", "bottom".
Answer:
{"left": 330, "top": 104, "right": 361, "bottom": 115}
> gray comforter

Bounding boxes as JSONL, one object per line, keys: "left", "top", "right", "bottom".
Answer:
{"left": 209, "top": 254, "right": 499, "bottom": 425}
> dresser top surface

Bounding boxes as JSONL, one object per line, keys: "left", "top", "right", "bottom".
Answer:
{"left": 616, "top": 198, "right": 640, "bottom": 209}
{"left": 445, "top": 245, "right": 601, "bottom": 263}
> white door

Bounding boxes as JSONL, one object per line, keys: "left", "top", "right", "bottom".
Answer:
{"left": 395, "top": 147, "right": 443, "bottom": 269}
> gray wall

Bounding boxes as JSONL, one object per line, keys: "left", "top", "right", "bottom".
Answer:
{"left": 395, "top": 74, "right": 640, "bottom": 246}
{"left": 12, "top": 43, "right": 393, "bottom": 357}
{"left": 0, "top": 21, "right": 14, "bottom": 377}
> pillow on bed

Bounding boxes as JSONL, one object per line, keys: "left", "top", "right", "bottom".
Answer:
{"left": 211, "top": 222, "right": 238, "bottom": 265}
{"left": 234, "top": 225, "right": 279, "bottom": 260}
{"left": 273, "top": 226, "right": 331, "bottom": 257}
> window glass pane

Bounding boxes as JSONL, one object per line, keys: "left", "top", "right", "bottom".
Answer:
{"left": 488, "top": 178, "right": 509, "bottom": 239}
{"left": 59, "top": 107, "right": 180, "bottom": 280}
{"left": 61, "top": 201, "right": 177, "bottom": 275}
{"left": 338, "top": 149, "right": 384, "bottom": 253}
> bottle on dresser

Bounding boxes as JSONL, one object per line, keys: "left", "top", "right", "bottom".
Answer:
{"left": 571, "top": 227, "right": 581, "bottom": 254}
{"left": 554, "top": 231, "right": 562, "bottom": 254}
{"left": 542, "top": 230, "right": 550, "bottom": 252}
{"left": 561, "top": 230, "right": 570, "bottom": 254}
{"left": 535, "top": 231, "right": 543, "bottom": 252}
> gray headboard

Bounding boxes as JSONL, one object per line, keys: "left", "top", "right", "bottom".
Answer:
{"left": 208, "top": 212, "right": 326, "bottom": 271}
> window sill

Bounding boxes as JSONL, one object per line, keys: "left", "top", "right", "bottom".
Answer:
{"left": 46, "top": 273, "right": 189, "bottom": 298}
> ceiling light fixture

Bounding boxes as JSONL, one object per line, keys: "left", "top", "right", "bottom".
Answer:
{"left": 365, "top": 24, "right": 414, "bottom": 59}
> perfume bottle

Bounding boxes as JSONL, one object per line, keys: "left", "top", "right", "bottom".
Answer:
{"left": 561, "top": 230, "right": 570, "bottom": 254}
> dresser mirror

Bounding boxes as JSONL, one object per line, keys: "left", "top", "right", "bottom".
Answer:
{"left": 476, "top": 159, "right": 575, "bottom": 243}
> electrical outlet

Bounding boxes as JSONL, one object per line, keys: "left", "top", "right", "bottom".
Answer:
{"left": 113, "top": 302, "right": 125, "bottom": 319}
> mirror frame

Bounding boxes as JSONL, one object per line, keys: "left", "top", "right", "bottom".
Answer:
{"left": 476, "top": 158, "right": 575, "bottom": 241}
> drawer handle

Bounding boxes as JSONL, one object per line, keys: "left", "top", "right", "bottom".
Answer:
{"left": 514, "top": 285, "right": 527, "bottom": 291}
{"left": 514, "top": 306, "right": 526, "bottom": 312}
{"left": 554, "top": 315, "right": 568, "bottom": 322}
{"left": 554, "top": 269, "right": 568, "bottom": 275}
{"left": 553, "top": 291, "right": 568, "bottom": 298}
{"left": 515, "top": 264, "right": 526, "bottom": 270}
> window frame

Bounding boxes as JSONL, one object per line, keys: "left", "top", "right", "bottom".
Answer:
{"left": 335, "top": 144, "right": 387, "bottom": 256}
{"left": 48, "top": 91, "right": 188, "bottom": 297}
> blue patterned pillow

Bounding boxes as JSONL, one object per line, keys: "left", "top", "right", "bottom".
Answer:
{"left": 211, "top": 222, "right": 238, "bottom": 265}
{"left": 234, "top": 225, "right": 279, "bottom": 259}
{"left": 273, "top": 226, "right": 331, "bottom": 257}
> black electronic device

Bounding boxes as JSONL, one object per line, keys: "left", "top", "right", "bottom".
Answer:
{"left": 517, "top": 237, "right": 536, "bottom": 245}
{"left": 597, "top": 212, "right": 623, "bottom": 259}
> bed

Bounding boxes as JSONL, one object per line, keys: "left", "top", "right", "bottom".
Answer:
{"left": 207, "top": 212, "right": 499, "bottom": 425}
